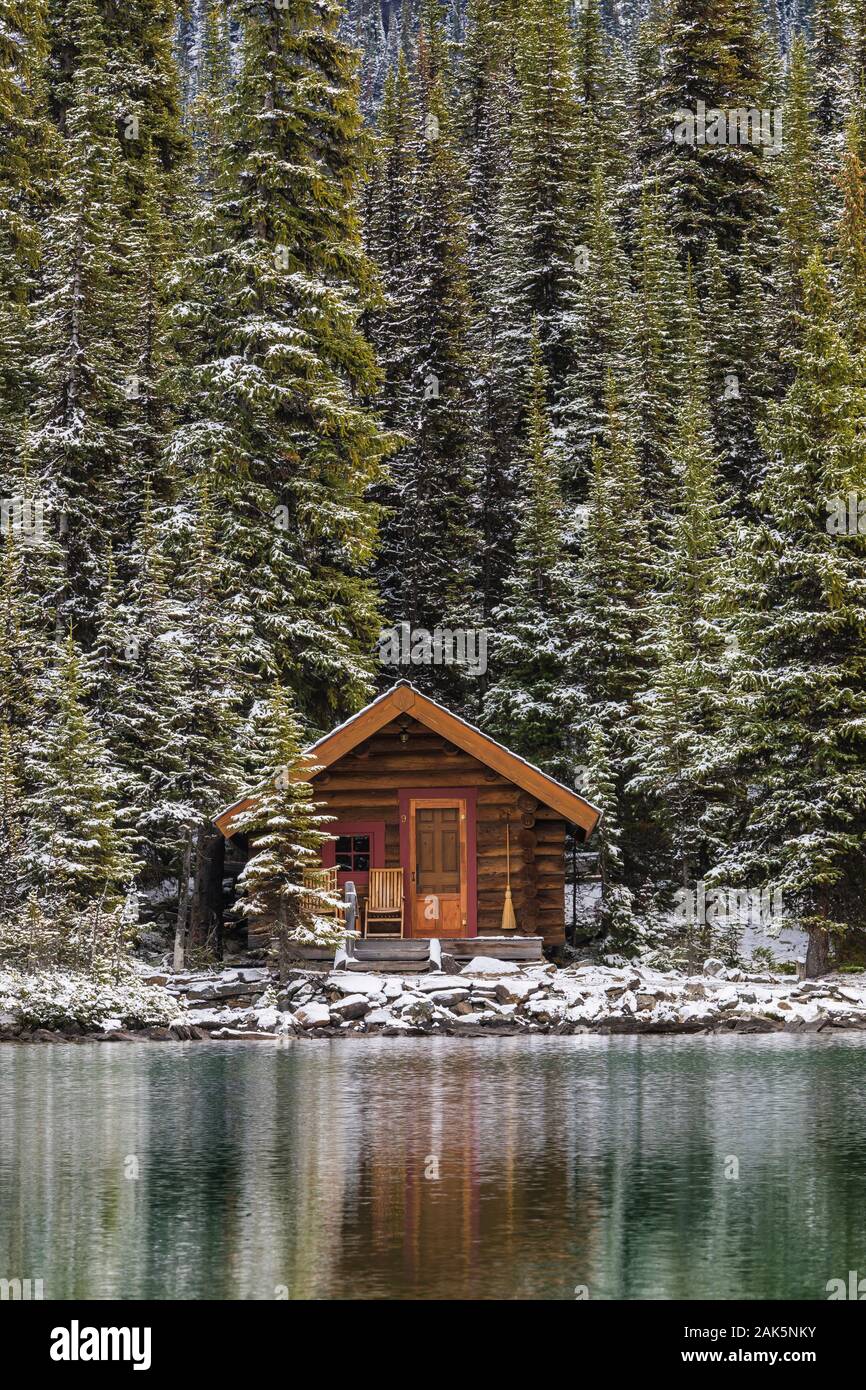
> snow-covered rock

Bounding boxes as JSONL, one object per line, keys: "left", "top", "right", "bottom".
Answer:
{"left": 703, "top": 958, "right": 726, "bottom": 976}
{"left": 293, "top": 1002, "right": 331, "bottom": 1029}
{"left": 411, "top": 975, "right": 469, "bottom": 993}
{"left": 365, "top": 1007, "right": 395, "bottom": 1026}
{"left": 329, "top": 994, "right": 370, "bottom": 1021}
{"left": 461, "top": 957, "right": 520, "bottom": 976}
{"left": 327, "top": 972, "right": 387, "bottom": 997}
{"left": 526, "top": 996, "right": 567, "bottom": 1023}
{"left": 253, "top": 1006, "right": 285, "bottom": 1033}
{"left": 495, "top": 978, "right": 542, "bottom": 1004}
{"left": 210, "top": 1027, "right": 281, "bottom": 1041}
{"left": 567, "top": 995, "right": 605, "bottom": 1023}
{"left": 429, "top": 988, "right": 471, "bottom": 1006}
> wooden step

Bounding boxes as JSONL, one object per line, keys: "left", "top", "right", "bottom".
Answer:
{"left": 355, "top": 940, "right": 429, "bottom": 959}
{"left": 448, "top": 936, "right": 544, "bottom": 961}
{"left": 344, "top": 958, "right": 431, "bottom": 973}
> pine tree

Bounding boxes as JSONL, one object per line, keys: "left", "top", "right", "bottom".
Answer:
{"left": 365, "top": 52, "right": 417, "bottom": 432}
{"left": 0, "top": 721, "right": 26, "bottom": 920}
{"left": 653, "top": 0, "right": 773, "bottom": 262}
{"left": 835, "top": 105, "right": 866, "bottom": 351}
{"left": 573, "top": 376, "right": 658, "bottom": 882}
{"left": 186, "top": 0, "right": 232, "bottom": 202}
{"left": 853, "top": 0, "right": 866, "bottom": 98}
{"left": 171, "top": 477, "right": 245, "bottom": 948}
{"left": 0, "top": 0, "right": 56, "bottom": 478}
{"left": 726, "top": 251, "right": 866, "bottom": 974}
{"left": 634, "top": 284, "right": 732, "bottom": 900}
{"left": 457, "top": 0, "right": 523, "bottom": 618}
{"left": 582, "top": 725, "right": 642, "bottom": 958}
{"left": 169, "top": 0, "right": 392, "bottom": 726}
{"left": 561, "top": 162, "right": 632, "bottom": 498}
{"left": 776, "top": 37, "right": 821, "bottom": 319}
{"left": 234, "top": 686, "right": 342, "bottom": 977}
{"left": 810, "top": 0, "right": 849, "bottom": 140}
{"left": 26, "top": 0, "right": 137, "bottom": 634}
{"left": 480, "top": 327, "right": 581, "bottom": 777}
{"left": 89, "top": 489, "right": 187, "bottom": 871}
{"left": 699, "top": 238, "right": 774, "bottom": 503}
{"left": 26, "top": 633, "right": 135, "bottom": 914}
{"left": 374, "top": 2, "right": 483, "bottom": 703}
{"left": 630, "top": 178, "right": 685, "bottom": 519}
{"left": 574, "top": 0, "right": 625, "bottom": 207}
{"left": 575, "top": 379, "right": 654, "bottom": 728}
{"left": 497, "top": 0, "right": 580, "bottom": 386}
{"left": 0, "top": 532, "right": 42, "bottom": 754}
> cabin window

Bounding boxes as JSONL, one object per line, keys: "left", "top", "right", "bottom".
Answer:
{"left": 335, "top": 834, "right": 370, "bottom": 874}
{"left": 321, "top": 820, "right": 385, "bottom": 887}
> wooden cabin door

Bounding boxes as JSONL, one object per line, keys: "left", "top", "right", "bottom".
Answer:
{"left": 409, "top": 798, "right": 467, "bottom": 937}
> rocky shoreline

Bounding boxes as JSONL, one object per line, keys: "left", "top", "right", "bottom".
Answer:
{"left": 5, "top": 956, "right": 866, "bottom": 1042}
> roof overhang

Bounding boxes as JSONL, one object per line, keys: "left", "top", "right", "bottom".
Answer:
{"left": 214, "top": 681, "right": 602, "bottom": 838}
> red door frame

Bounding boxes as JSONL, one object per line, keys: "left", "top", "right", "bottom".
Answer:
{"left": 321, "top": 820, "right": 385, "bottom": 890}
{"left": 398, "top": 787, "right": 477, "bottom": 937}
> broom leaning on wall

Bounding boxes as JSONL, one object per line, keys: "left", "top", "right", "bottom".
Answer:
{"left": 501, "top": 818, "right": 517, "bottom": 931}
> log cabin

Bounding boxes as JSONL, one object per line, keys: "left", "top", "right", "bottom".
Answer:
{"left": 214, "top": 681, "right": 601, "bottom": 951}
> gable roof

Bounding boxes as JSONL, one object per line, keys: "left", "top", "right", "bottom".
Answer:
{"left": 214, "top": 681, "right": 602, "bottom": 837}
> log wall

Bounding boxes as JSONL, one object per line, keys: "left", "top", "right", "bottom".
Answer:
{"left": 310, "top": 716, "right": 568, "bottom": 946}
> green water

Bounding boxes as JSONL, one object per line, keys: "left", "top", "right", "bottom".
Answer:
{"left": 1, "top": 1035, "right": 865, "bottom": 1300}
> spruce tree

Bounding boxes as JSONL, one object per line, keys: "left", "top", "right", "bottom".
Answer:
{"left": 835, "top": 105, "right": 866, "bottom": 351}
{"left": 0, "top": 0, "right": 56, "bottom": 478}
{"left": 234, "top": 686, "right": 342, "bottom": 977}
{"left": 26, "top": 633, "right": 135, "bottom": 914}
{"left": 575, "top": 379, "right": 654, "bottom": 728}
{"left": 561, "top": 162, "right": 632, "bottom": 498}
{"left": 0, "top": 721, "right": 25, "bottom": 921}
{"left": 497, "top": 0, "right": 580, "bottom": 386}
{"left": 653, "top": 0, "right": 773, "bottom": 262}
{"left": 573, "top": 377, "right": 658, "bottom": 881}
{"left": 583, "top": 725, "right": 642, "bottom": 958}
{"left": 630, "top": 178, "right": 685, "bottom": 519}
{"left": 374, "top": 1, "right": 483, "bottom": 704}
{"left": 89, "top": 489, "right": 186, "bottom": 870}
{"left": 634, "top": 285, "right": 732, "bottom": 899}
{"left": 25, "top": 0, "right": 136, "bottom": 634}
{"left": 364, "top": 53, "right": 417, "bottom": 435}
{"left": 810, "top": 0, "right": 849, "bottom": 140}
{"left": 457, "top": 0, "right": 523, "bottom": 618}
{"left": 480, "top": 327, "right": 580, "bottom": 778}
{"left": 171, "top": 478, "right": 245, "bottom": 947}
{"left": 776, "top": 37, "right": 821, "bottom": 320}
{"left": 727, "top": 252, "right": 866, "bottom": 974}
{"left": 170, "top": 0, "right": 392, "bottom": 725}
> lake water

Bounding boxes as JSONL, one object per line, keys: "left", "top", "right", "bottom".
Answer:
{"left": 1, "top": 1035, "right": 864, "bottom": 1300}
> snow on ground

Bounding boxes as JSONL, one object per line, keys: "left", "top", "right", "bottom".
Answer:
{"left": 0, "top": 965, "right": 187, "bottom": 1037}
{"left": 156, "top": 957, "right": 866, "bottom": 1039}
{"left": 5, "top": 956, "right": 866, "bottom": 1041}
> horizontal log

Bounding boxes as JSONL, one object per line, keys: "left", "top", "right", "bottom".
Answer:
{"left": 477, "top": 855, "right": 563, "bottom": 876}
{"left": 329, "top": 754, "right": 490, "bottom": 776}
{"left": 315, "top": 772, "right": 506, "bottom": 791}
{"left": 313, "top": 791, "right": 399, "bottom": 805}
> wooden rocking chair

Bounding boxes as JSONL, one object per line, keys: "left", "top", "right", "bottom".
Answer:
{"left": 364, "top": 868, "right": 404, "bottom": 938}
{"left": 302, "top": 866, "right": 344, "bottom": 923}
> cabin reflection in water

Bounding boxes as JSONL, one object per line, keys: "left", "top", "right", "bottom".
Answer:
{"left": 310, "top": 1052, "right": 601, "bottom": 1299}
